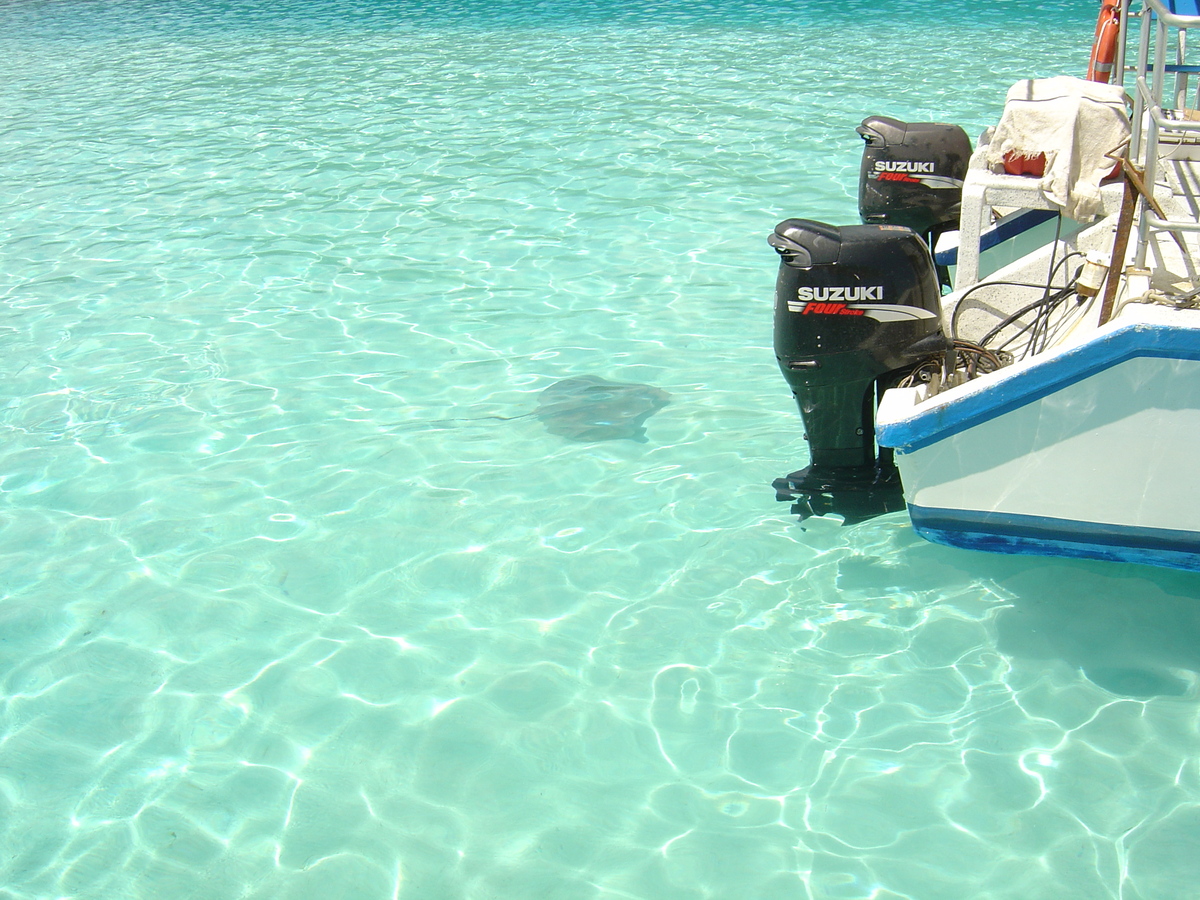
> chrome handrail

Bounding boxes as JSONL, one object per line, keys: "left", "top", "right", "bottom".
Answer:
{"left": 1132, "top": 0, "right": 1200, "bottom": 272}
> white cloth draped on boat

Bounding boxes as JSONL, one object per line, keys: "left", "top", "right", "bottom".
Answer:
{"left": 985, "top": 76, "right": 1131, "bottom": 221}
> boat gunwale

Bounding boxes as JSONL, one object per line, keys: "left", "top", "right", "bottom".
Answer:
{"left": 877, "top": 305, "right": 1200, "bottom": 452}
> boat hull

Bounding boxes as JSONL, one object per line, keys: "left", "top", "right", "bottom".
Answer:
{"left": 877, "top": 307, "right": 1200, "bottom": 570}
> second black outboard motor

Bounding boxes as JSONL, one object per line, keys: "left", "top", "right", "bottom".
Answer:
{"left": 770, "top": 218, "right": 948, "bottom": 523}
{"left": 857, "top": 116, "right": 971, "bottom": 286}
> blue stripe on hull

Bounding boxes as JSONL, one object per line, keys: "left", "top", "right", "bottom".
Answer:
{"left": 909, "top": 504, "right": 1200, "bottom": 572}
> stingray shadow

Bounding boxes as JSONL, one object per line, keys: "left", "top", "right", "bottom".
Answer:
{"left": 535, "top": 376, "right": 670, "bottom": 443}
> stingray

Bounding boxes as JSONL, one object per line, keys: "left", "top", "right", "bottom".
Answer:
{"left": 535, "top": 376, "right": 670, "bottom": 443}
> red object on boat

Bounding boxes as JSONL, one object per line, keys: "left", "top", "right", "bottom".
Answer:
{"left": 1003, "top": 152, "right": 1047, "bottom": 177}
{"left": 1003, "top": 150, "right": 1121, "bottom": 181}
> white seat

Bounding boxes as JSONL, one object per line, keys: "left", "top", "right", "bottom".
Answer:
{"left": 955, "top": 133, "right": 1126, "bottom": 286}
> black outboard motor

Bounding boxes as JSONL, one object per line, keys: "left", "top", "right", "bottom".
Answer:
{"left": 857, "top": 116, "right": 971, "bottom": 286}
{"left": 770, "top": 218, "right": 948, "bottom": 523}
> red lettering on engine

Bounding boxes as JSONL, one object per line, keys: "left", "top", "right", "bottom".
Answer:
{"left": 800, "top": 303, "right": 865, "bottom": 316}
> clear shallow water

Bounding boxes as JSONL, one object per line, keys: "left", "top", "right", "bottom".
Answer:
{"left": 2, "top": 1, "right": 1200, "bottom": 898}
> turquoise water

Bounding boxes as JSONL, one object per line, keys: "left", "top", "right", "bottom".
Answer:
{"left": 3, "top": 1, "right": 1200, "bottom": 898}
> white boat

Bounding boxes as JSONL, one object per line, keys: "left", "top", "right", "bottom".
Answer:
{"left": 771, "top": 0, "right": 1200, "bottom": 571}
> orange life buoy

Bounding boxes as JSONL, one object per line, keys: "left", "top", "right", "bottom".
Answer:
{"left": 1087, "top": 0, "right": 1120, "bottom": 83}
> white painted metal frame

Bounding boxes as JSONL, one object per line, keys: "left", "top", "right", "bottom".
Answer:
{"left": 1132, "top": 0, "right": 1200, "bottom": 271}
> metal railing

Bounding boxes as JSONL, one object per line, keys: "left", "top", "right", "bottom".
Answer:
{"left": 1129, "top": 0, "right": 1200, "bottom": 270}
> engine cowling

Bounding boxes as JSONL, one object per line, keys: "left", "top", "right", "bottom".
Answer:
{"left": 770, "top": 218, "right": 948, "bottom": 521}
{"left": 857, "top": 115, "right": 972, "bottom": 240}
